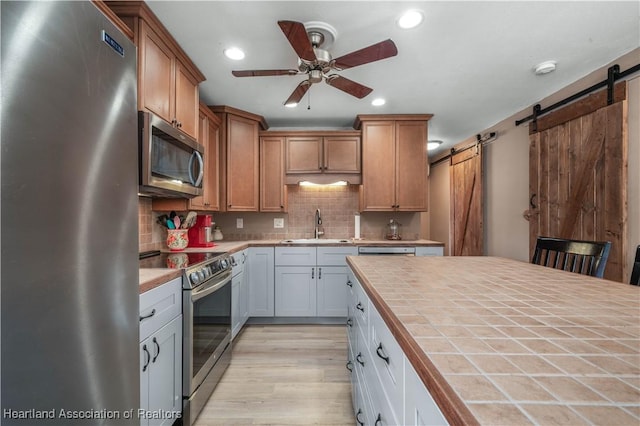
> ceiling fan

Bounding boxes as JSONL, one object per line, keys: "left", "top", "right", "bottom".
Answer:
{"left": 231, "top": 20, "right": 398, "bottom": 106}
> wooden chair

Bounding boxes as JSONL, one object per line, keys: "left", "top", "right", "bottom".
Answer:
{"left": 630, "top": 245, "right": 640, "bottom": 285}
{"left": 531, "top": 236, "right": 611, "bottom": 278}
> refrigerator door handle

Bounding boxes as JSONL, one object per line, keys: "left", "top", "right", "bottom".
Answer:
{"left": 188, "top": 150, "right": 204, "bottom": 188}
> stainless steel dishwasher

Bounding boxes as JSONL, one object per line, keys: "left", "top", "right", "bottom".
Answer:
{"left": 357, "top": 246, "right": 416, "bottom": 256}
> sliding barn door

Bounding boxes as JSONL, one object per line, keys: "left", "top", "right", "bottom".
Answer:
{"left": 528, "top": 99, "right": 627, "bottom": 282}
{"left": 451, "top": 145, "right": 483, "bottom": 256}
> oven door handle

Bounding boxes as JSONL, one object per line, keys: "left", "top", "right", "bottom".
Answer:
{"left": 191, "top": 276, "right": 231, "bottom": 302}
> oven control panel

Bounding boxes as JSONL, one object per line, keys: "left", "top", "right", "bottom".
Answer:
{"left": 185, "top": 254, "right": 231, "bottom": 288}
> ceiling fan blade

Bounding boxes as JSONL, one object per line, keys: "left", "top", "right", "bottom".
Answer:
{"left": 326, "top": 75, "right": 372, "bottom": 99}
{"left": 332, "top": 39, "right": 398, "bottom": 70}
{"left": 232, "top": 69, "right": 299, "bottom": 77}
{"left": 278, "top": 20, "right": 316, "bottom": 62}
{"left": 284, "top": 80, "right": 311, "bottom": 106}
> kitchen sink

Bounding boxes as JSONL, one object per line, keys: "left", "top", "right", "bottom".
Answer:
{"left": 280, "top": 238, "right": 352, "bottom": 244}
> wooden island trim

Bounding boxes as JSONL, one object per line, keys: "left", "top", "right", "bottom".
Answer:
{"left": 348, "top": 258, "right": 479, "bottom": 426}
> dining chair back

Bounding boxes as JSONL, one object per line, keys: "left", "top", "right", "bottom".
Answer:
{"left": 532, "top": 236, "right": 611, "bottom": 278}
{"left": 630, "top": 245, "right": 640, "bottom": 285}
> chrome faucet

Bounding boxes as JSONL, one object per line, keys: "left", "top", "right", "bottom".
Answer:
{"left": 314, "top": 208, "right": 324, "bottom": 239}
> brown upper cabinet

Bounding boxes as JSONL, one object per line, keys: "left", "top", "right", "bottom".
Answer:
{"left": 263, "top": 131, "right": 361, "bottom": 184}
{"left": 260, "top": 136, "right": 287, "bottom": 213}
{"left": 355, "top": 115, "right": 432, "bottom": 212}
{"left": 189, "top": 105, "right": 221, "bottom": 210}
{"left": 106, "top": 1, "right": 205, "bottom": 140}
{"left": 211, "top": 106, "right": 268, "bottom": 212}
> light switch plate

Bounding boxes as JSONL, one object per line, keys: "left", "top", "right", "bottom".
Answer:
{"left": 236, "top": 218, "right": 243, "bottom": 228}
{"left": 274, "top": 218, "right": 284, "bottom": 228}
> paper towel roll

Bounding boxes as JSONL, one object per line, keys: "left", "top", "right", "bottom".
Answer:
{"left": 354, "top": 214, "right": 360, "bottom": 239}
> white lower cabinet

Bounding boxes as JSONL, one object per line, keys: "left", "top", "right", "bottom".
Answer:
{"left": 231, "top": 249, "right": 248, "bottom": 339}
{"left": 316, "top": 266, "right": 350, "bottom": 316}
{"left": 275, "top": 266, "right": 316, "bottom": 316}
{"left": 139, "top": 277, "right": 182, "bottom": 426}
{"left": 415, "top": 246, "right": 444, "bottom": 256}
{"left": 405, "top": 356, "right": 448, "bottom": 426}
{"left": 275, "top": 246, "right": 357, "bottom": 318}
{"left": 347, "top": 272, "right": 448, "bottom": 426}
{"left": 248, "top": 247, "right": 275, "bottom": 316}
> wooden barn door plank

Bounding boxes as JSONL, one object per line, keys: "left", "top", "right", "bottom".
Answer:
{"left": 451, "top": 145, "right": 483, "bottom": 256}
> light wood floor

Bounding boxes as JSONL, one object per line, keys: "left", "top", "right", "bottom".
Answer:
{"left": 194, "top": 325, "right": 355, "bottom": 426}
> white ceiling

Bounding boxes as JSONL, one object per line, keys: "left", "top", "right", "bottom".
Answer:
{"left": 146, "top": 1, "right": 639, "bottom": 154}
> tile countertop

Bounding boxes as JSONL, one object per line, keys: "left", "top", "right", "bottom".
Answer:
{"left": 138, "top": 239, "right": 444, "bottom": 291}
{"left": 346, "top": 256, "right": 640, "bottom": 426}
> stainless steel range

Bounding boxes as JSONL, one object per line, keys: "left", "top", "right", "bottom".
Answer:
{"left": 140, "top": 251, "right": 232, "bottom": 425}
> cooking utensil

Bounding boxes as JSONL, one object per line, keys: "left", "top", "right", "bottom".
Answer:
{"left": 183, "top": 211, "right": 197, "bottom": 228}
{"left": 166, "top": 218, "right": 176, "bottom": 229}
{"left": 173, "top": 216, "right": 181, "bottom": 228}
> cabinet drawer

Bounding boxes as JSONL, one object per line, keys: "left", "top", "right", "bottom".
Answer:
{"left": 352, "top": 278, "right": 369, "bottom": 336}
{"left": 274, "top": 247, "right": 317, "bottom": 266}
{"left": 405, "top": 356, "right": 448, "bottom": 426}
{"left": 370, "top": 305, "right": 404, "bottom": 420}
{"left": 139, "top": 277, "right": 182, "bottom": 341}
{"left": 316, "top": 246, "right": 358, "bottom": 266}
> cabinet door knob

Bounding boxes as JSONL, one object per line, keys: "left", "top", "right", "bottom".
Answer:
{"left": 346, "top": 280, "right": 353, "bottom": 287}
{"left": 356, "top": 302, "right": 364, "bottom": 312}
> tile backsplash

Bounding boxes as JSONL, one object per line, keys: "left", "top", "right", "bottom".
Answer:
{"left": 140, "top": 185, "right": 423, "bottom": 250}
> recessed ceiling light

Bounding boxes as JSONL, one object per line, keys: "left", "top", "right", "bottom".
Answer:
{"left": 224, "top": 47, "right": 245, "bottom": 60}
{"left": 397, "top": 10, "right": 423, "bottom": 29}
{"left": 371, "top": 98, "right": 386, "bottom": 106}
{"left": 427, "top": 140, "right": 443, "bottom": 151}
{"left": 534, "top": 60, "right": 556, "bottom": 75}
{"left": 284, "top": 102, "right": 297, "bottom": 108}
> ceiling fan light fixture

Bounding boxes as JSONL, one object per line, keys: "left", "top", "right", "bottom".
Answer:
{"left": 284, "top": 101, "right": 298, "bottom": 108}
{"left": 398, "top": 10, "right": 424, "bottom": 29}
{"left": 224, "top": 47, "right": 245, "bottom": 60}
{"left": 427, "top": 140, "right": 443, "bottom": 151}
{"left": 371, "top": 98, "right": 386, "bottom": 106}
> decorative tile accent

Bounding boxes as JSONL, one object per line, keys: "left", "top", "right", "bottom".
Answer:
{"left": 138, "top": 197, "right": 162, "bottom": 252}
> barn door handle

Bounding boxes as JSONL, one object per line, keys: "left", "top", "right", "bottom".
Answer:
{"left": 530, "top": 193, "right": 537, "bottom": 209}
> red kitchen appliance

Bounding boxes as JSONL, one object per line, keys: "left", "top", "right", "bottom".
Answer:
{"left": 188, "top": 214, "right": 215, "bottom": 247}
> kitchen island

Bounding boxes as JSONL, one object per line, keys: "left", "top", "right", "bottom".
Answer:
{"left": 347, "top": 256, "right": 640, "bottom": 425}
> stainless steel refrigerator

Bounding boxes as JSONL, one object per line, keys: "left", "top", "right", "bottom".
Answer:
{"left": 2, "top": 2, "right": 139, "bottom": 424}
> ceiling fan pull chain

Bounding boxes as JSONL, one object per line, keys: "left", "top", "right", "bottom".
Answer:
{"left": 307, "top": 88, "right": 311, "bottom": 110}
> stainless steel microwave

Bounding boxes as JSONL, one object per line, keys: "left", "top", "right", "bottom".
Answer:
{"left": 138, "top": 111, "right": 204, "bottom": 198}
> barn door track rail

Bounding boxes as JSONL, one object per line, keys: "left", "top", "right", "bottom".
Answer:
{"left": 515, "top": 63, "right": 640, "bottom": 129}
